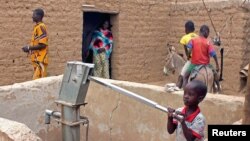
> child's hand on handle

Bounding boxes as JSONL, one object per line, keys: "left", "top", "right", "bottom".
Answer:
{"left": 167, "top": 107, "right": 185, "bottom": 122}
{"left": 167, "top": 107, "right": 175, "bottom": 118}
{"left": 172, "top": 110, "right": 185, "bottom": 123}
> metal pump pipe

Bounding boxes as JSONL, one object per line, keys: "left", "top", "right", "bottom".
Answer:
{"left": 45, "top": 62, "right": 183, "bottom": 141}
{"left": 88, "top": 76, "right": 183, "bottom": 120}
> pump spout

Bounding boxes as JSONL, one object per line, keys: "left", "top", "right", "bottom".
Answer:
{"left": 45, "top": 109, "right": 61, "bottom": 124}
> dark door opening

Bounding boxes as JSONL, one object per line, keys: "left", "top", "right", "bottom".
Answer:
{"left": 82, "top": 12, "right": 113, "bottom": 78}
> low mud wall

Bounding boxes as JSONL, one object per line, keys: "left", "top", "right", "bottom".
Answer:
{"left": 0, "top": 76, "right": 244, "bottom": 140}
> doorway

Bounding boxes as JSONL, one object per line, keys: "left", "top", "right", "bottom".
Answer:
{"left": 82, "top": 11, "right": 117, "bottom": 78}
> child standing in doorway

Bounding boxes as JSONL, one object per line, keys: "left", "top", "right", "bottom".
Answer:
{"left": 89, "top": 20, "right": 113, "bottom": 79}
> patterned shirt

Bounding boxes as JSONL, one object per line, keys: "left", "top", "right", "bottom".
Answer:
{"left": 173, "top": 106, "right": 205, "bottom": 141}
{"left": 30, "top": 22, "right": 48, "bottom": 63}
{"left": 89, "top": 28, "right": 113, "bottom": 59}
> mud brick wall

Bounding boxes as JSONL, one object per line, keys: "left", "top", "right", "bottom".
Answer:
{"left": 241, "top": 3, "right": 250, "bottom": 68}
{"left": 0, "top": 0, "right": 249, "bottom": 96}
{"left": 166, "top": 0, "right": 250, "bottom": 95}
{"left": 0, "top": 0, "right": 169, "bottom": 86}
{"left": 85, "top": 0, "right": 171, "bottom": 83}
{"left": 0, "top": 0, "right": 86, "bottom": 85}
{"left": 110, "top": 0, "right": 170, "bottom": 82}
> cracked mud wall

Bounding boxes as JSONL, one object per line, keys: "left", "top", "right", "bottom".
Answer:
{"left": 85, "top": 80, "right": 244, "bottom": 141}
{"left": 0, "top": 76, "right": 244, "bottom": 141}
